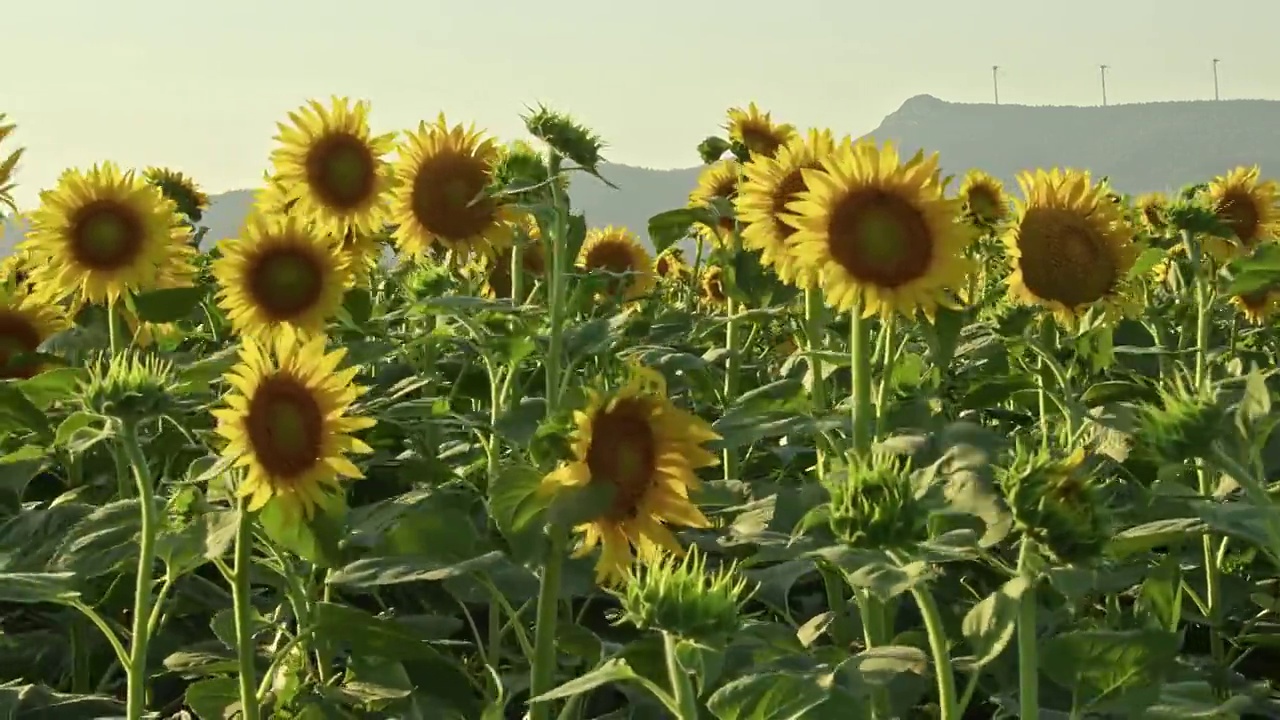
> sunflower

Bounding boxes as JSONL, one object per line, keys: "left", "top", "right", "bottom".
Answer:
{"left": 541, "top": 365, "right": 719, "bottom": 584}
{"left": 338, "top": 229, "right": 386, "bottom": 289}
{"left": 270, "top": 97, "right": 396, "bottom": 238}
{"left": 699, "top": 265, "right": 728, "bottom": 306}
{"left": 0, "top": 286, "right": 69, "bottom": 379}
{"left": 735, "top": 129, "right": 836, "bottom": 289}
{"left": 654, "top": 247, "right": 689, "bottom": 280}
{"left": 143, "top": 167, "right": 210, "bottom": 222}
{"left": 390, "top": 115, "right": 520, "bottom": 261}
{"left": 725, "top": 103, "right": 798, "bottom": 160}
{"left": 1134, "top": 192, "right": 1168, "bottom": 231}
{"left": 1232, "top": 287, "right": 1280, "bottom": 324}
{"left": 1004, "top": 169, "right": 1141, "bottom": 325}
{"left": 212, "top": 214, "right": 350, "bottom": 340}
{"left": 481, "top": 216, "right": 547, "bottom": 299}
{"left": 0, "top": 250, "right": 37, "bottom": 296}
{"left": 578, "top": 226, "right": 656, "bottom": 301}
{"left": 784, "top": 138, "right": 974, "bottom": 319}
{"left": 252, "top": 173, "right": 298, "bottom": 218}
{"left": 211, "top": 331, "right": 376, "bottom": 518}
{"left": 688, "top": 159, "right": 742, "bottom": 247}
{"left": 957, "top": 169, "right": 1009, "bottom": 226}
{"left": 1202, "top": 166, "right": 1280, "bottom": 263}
{"left": 21, "top": 162, "right": 193, "bottom": 305}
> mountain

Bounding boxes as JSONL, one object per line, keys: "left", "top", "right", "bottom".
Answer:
{"left": 6, "top": 95, "right": 1280, "bottom": 256}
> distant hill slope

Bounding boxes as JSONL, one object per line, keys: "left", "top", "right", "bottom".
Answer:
{"left": 5, "top": 95, "right": 1280, "bottom": 256}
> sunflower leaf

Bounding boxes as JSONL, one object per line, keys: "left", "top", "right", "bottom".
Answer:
{"left": 132, "top": 285, "right": 209, "bottom": 324}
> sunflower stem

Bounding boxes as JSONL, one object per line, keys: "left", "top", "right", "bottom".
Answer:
{"left": 108, "top": 298, "right": 121, "bottom": 356}
{"left": 911, "top": 583, "right": 960, "bottom": 720}
{"left": 857, "top": 590, "right": 893, "bottom": 720}
{"left": 722, "top": 232, "right": 743, "bottom": 483}
{"left": 530, "top": 151, "right": 569, "bottom": 720}
{"left": 231, "top": 497, "right": 262, "bottom": 720}
{"left": 874, "top": 313, "right": 897, "bottom": 435}
{"left": 849, "top": 303, "right": 874, "bottom": 455}
{"left": 1182, "top": 229, "right": 1226, "bottom": 677}
{"left": 1016, "top": 538, "right": 1040, "bottom": 720}
{"left": 1036, "top": 319, "right": 1057, "bottom": 453}
{"left": 120, "top": 421, "right": 157, "bottom": 720}
{"left": 663, "top": 631, "right": 700, "bottom": 720}
{"left": 803, "top": 288, "right": 828, "bottom": 481}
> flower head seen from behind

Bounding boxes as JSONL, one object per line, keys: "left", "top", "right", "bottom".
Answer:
{"left": 577, "top": 226, "right": 656, "bottom": 302}
{"left": 390, "top": 115, "right": 520, "bottom": 262}
{"left": 143, "top": 166, "right": 210, "bottom": 223}
{"left": 785, "top": 138, "right": 975, "bottom": 319}
{"left": 542, "top": 366, "right": 719, "bottom": 585}
{"left": 1003, "top": 168, "right": 1140, "bottom": 326}
{"left": 212, "top": 331, "right": 376, "bottom": 519}
{"left": 22, "top": 162, "right": 194, "bottom": 305}
{"left": 270, "top": 97, "right": 396, "bottom": 238}
{"left": 212, "top": 214, "right": 350, "bottom": 340}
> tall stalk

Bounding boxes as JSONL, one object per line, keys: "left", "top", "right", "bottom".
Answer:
{"left": 722, "top": 231, "right": 743, "bottom": 482}
{"left": 663, "top": 631, "right": 699, "bottom": 720}
{"left": 529, "top": 152, "right": 569, "bottom": 720}
{"left": 231, "top": 498, "right": 261, "bottom": 720}
{"left": 849, "top": 303, "right": 873, "bottom": 455}
{"left": 1016, "top": 538, "right": 1039, "bottom": 719}
{"left": 120, "top": 422, "right": 157, "bottom": 720}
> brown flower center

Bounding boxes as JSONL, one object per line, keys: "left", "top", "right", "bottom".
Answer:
{"left": 305, "top": 133, "right": 378, "bottom": 211}
{"left": 410, "top": 150, "right": 497, "bottom": 242}
{"left": 1016, "top": 207, "right": 1118, "bottom": 308}
{"left": 246, "top": 374, "right": 324, "bottom": 479}
{"left": 247, "top": 245, "right": 326, "bottom": 320}
{"left": 0, "top": 312, "right": 43, "bottom": 379}
{"left": 69, "top": 200, "right": 146, "bottom": 271}
{"left": 739, "top": 122, "right": 784, "bottom": 158}
{"left": 826, "top": 188, "right": 934, "bottom": 288}
{"left": 586, "top": 399, "right": 657, "bottom": 521}
{"left": 966, "top": 185, "right": 1004, "bottom": 222}
{"left": 1217, "top": 191, "right": 1262, "bottom": 245}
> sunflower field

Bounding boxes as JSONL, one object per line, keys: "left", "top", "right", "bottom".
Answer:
{"left": 2, "top": 98, "right": 1280, "bottom": 720}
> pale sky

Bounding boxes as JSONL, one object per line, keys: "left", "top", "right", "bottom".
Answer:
{"left": 5, "top": 0, "right": 1276, "bottom": 208}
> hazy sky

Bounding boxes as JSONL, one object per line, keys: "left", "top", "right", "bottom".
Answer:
{"left": 5, "top": 0, "right": 1276, "bottom": 208}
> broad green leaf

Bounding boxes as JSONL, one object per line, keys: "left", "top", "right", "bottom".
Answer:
{"left": 50, "top": 499, "right": 141, "bottom": 578}
{"left": 313, "top": 602, "right": 457, "bottom": 661}
{"left": 488, "top": 463, "right": 549, "bottom": 548}
{"left": 327, "top": 551, "right": 506, "bottom": 588}
{"left": 1081, "top": 380, "right": 1157, "bottom": 407}
{"left": 0, "top": 383, "right": 53, "bottom": 439}
{"left": 0, "top": 445, "right": 46, "bottom": 500}
{"left": 1138, "top": 553, "right": 1183, "bottom": 633}
{"left": 132, "top": 285, "right": 209, "bottom": 323}
{"left": 1107, "top": 518, "right": 1207, "bottom": 558}
{"left": 494, "top": 397, "right": 546, "bottom": 447}
{"left": 530, "top": 657, "right": 673, "bottom": 712}
{"left": 1128, "top": 247, "right": 1168, "bottom": 279}
{"left": 706, "top": 671, "right": 832, "bottom": 720}
{"left": 342, "top": 286, "right": 374, "bottom": 327}
{"left": 17, "top": 367, "right": 85, "bottom": 409}
{"left": 844, "top": 560, "right": 931, "bottom": 601}
{"left": 185, "top": 677, "right": 240, "bottom": 720}
{"left": 547, "top": 479, "right": 615, "bottom": 530}
{"left": 0, "top": 683, "right": 125, "bottom": 717}
{"left": 961, "top": 575, "right": 1029, "bottom": 669}
{"left": 1041, "top": 629, "right": 1180, "bottom": 713}
{"left": 258, "top": 494, "right": 346, "bottom": 568}
{"left": 647, "top": 207, "right": 712, "bottom": 254}
{"left": 0, "top": 572, "right": 80, "bottom": 603}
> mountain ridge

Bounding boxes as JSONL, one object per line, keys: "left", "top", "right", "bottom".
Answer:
{"left": 5, "top": 95, "right": 1280, "bottom": 256}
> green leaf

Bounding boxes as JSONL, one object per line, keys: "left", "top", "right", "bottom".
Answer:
{"left": 547, "top": 479, "right": 615, "bottom": 530}
{"left": 1139, "top": 681, "right": 1255, "bottom": 719}
{"left": 17, "top": 367, "right": 85, "bottom": 409}
{"left": 488, "top": 463, "right": 549, "bottom": 546}
{"left": 530, "top": 657, "right": 673, "bottom": 710}
{"left": 313, "top": 602, "right": 459, "bottom": 661}
{"left": 922, "top": 306, "right": 966, "bottom": 372}
{"left": 843, "top": 560, "right": 931, "bottom": 601}
{"left": 961, "top": 575, "right": 1029, "bottom": 669}
{"left": 837, "top": 645, "right": 928, "bottom": 687}
{"left": 1128, "top": 247, "right": 1168, "bottom": 279}
{"left": 132, "top": 285, "right": 208, "bottom": 323}
{"left": 185, "top": 677, "right": 241, "bottom": 720}
{"left": 258, "top": 495, "right": 346, "bottom": 568}
{"left": 728, "top": 379, "right": 805, "bottom": 413}
{"left": 1041, "top": 629, "right": 1180, "bottom": 712}
{"left": 1138, "top": 553, "right": 1183, "bottom": 633}
{"left": 343, "top": 286, "right": 374, "bottom": 327}
{"left": 0, "top": 683, "right": 125, "bottom": 717}
{"left": 1081, "top": 380, "right": 1158, "bottom": 407}
{"left": 647, "top": 207, "right": 712, "bottom": 254}
{"left": 0, "top": 383, "right": 53, "bottom": 439}
{"left": 0, "top": 445, "right": 46, "bottom": 500}
{"left": 1107, "top": 518, "right": 1207, "bottom": 558}
{"left": 327, "top": 551, "right": 507, "bottom": 589}
{"left": 50, "top": 499, "right": 141, "bottom": 578}
{"left": 706, "top": 671, "right": 832, "bottom": 720}
{"left": 0, "top": 572, "right": 80, "bottom": 603}
{"left": 494, "top": 397, "right": 546, "bottom": 447}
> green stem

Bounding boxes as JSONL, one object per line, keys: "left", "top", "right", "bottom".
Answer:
{"left": 1017, "top": 539, "right": 1040, "bottom": 720}
{"left": 1182, "top": 230, "right": 1224, "bottom": 672}
{"left": 723, "top": 235, "right": 743, "bottom": 482}
{"left": 663, "top": 631, "right": 699, "bottom": 720}
{"left": 849, "top": 303, "right": 874, "bottom": 454}
{"left": 120, "top": 422, "right": 156, "bottom": 720}
{"left": 530, "top": 152, "right": 569, "bottom": 720}
{"left": 874, "top": 313, "right": 897, "bottom": 434}
{"left": 857, "top": 591, "right": 892, "bottom": 720}
{"left": 1036, "top": 319, "right": 1057, "bottom": 453}
{"left": 804, "top": 288, "right": 828, "bottom": 478}
{"left": 909, "top": 583, "right": 960, "bottom": 720}
{"left": 817, "top": 562, "right": 854, "bottom": 649}
{"left": 232, "top": 498, "right": 261, "bottom": 720}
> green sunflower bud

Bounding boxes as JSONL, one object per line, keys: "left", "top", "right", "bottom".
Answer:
{"left": 825, "top": 452, "right": 927, "bottom": 550}
{"left": 522, "top": 105, "right": 604, "bottom": 173}
{"left": 1136, "top": 371, "right": 1224, "bottom": 463}
{"left": 79, "top": 350, "right": 176, "bottom": 422}
{"left": 615, "top": 547, "right": 752, "bottom": 643}
{"left": 1166, "top": 198, "right": 1224, "bottom": 239}
{"left": 697, "top": 136, "right": 731, "bottom": 164}
{"left": 493, "top": 140, "right": 566, "bottom": 201}
{"left": 1001, "top": 446, "right": 1110, "bottom": 564}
